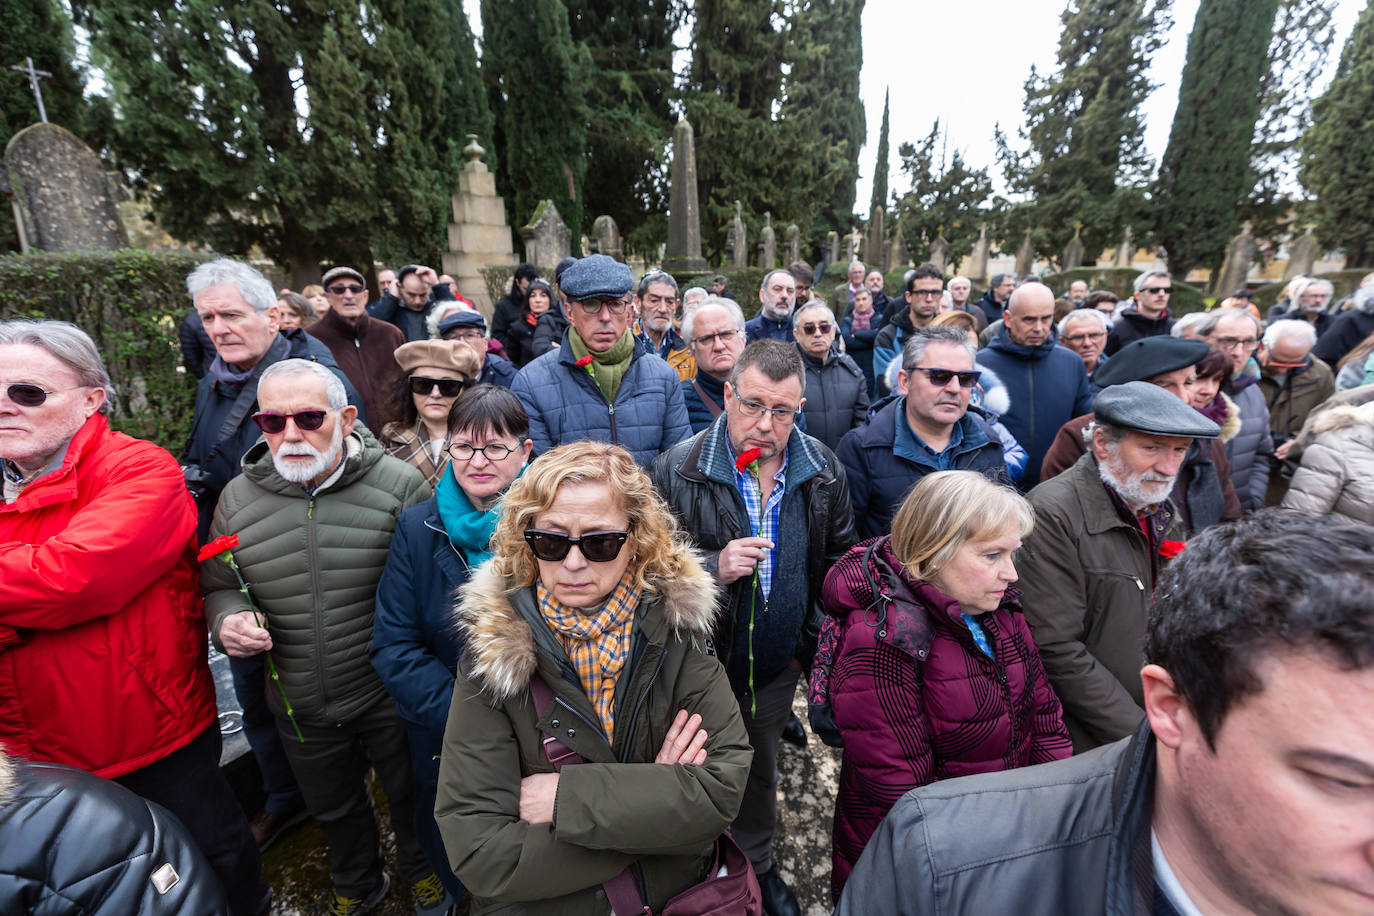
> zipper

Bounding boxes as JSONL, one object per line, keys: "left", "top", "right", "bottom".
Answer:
{"left": 617, "top": 645, "right": 669, "bottom": 763}
{"left": 305, "top": 496, "right": 330, "bottom": 718}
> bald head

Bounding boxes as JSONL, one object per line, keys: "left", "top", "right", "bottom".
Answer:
{"left": 1005, "top": 282, "right": 1055, "bottom": 346}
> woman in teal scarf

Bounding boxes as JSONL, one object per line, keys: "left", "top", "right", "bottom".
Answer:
{"left": 370, "top": 385, "right": 533, "bottom": 908}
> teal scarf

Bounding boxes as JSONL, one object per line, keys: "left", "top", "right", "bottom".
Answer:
{"left": 435, "top": 465, "right": 506, "bottom": 568}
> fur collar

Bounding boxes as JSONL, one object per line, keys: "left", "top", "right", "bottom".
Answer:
{"left": 453, "top": 551, "right": 718, "bottom": 703}
{"left": 1218, "top": 392, "right": 1242, "bottom": 443}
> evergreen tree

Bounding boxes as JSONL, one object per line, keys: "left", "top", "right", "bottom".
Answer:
{"left": 86, "top": 0, "right": 488, "bottom": 284}
{"left": 1155, "top": 0, "right": 1281, "bottom": 281}
{"left": 869, "top": 89, "right": 890, "bottom": 223}
{"left": 996, "top": 0, "right": 1169, "bottom": 267}
{"left": 1301, "top": 0, "right": 1374, "bottom": 267}
{"left": 567, "top": 0, "right": 680, "bottom": 255}
{"left": 895, "top": 121, "right": 999, "bottom": 268}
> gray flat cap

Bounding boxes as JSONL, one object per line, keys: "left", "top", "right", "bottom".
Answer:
{"left": 558, "top": 254, "right": 633, "bottom": 300}
{"left": 1093, "top": 381, "right": 1220, "bottom": 439}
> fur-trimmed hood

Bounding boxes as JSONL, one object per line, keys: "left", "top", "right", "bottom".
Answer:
{"left": 1218, "top": 392, "right": 1242, "bottom": 443}
{"left": 1313, "top": 401, "right": 1374, "bottom": 437}
{"left": 452, "top": 551, "right": 719, "bottom": 703}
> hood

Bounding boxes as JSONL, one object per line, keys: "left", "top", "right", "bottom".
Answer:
{"left": 453, "top": 552, "right": 719, "bottom": 703}
{"left": 241, "top": 424, "right": 385, "bottom": 494}
{"left": 985, "top": 325, "right": 1058, "bottom": 361}
{"left": 1313, "top": 401, "right": 1374, "bottom": 437}
{"left": 974, "top": 364, "right": 1010, "bottom": 415}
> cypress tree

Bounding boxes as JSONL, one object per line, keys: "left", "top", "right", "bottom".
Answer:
{"left": 1155, "top": 0, "right": 1281, "bottom": 281}
{"left": 869, "top": 89, "right": 890, "bottom": 225}
{"left": 481, "top": 0, "right": 587, "bottom": 253}
{"left": 1301, "top": 0, "right": 1374, "bottom": 267}
{"left": 895, "top": 121, "right": 998, "bottom": 267}
{"left": 996, "top": 0, "right": 1169, "bottom": 266}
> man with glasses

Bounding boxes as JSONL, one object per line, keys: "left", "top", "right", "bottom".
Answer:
{"left": 1059, "top": 309, "right": 1111, "bottom": 391}
{"left": 831, "top": 260, "right": 867, "bottom": 311}
{"left": 746, "top": 269, "right": 799, "bottom": 342}
{"left": 632, "top": 270, "right": 695, "bottom": 381}
{"left": 681, "top": 297, "right": 749, "bottom": 432}
{"left": 512, "top": 254, "right": 690, "bottom": 465}
{"left": 794, "top": 302, "right": 869, "bottom": 451}
{"left": 838, "top": 326, "right": 1007, "bottom": 539}
{"left": 436, "top": 310, "right": 518, "bottom": 388}
{"left": 1105, "top": 271, "right": 1176, "bottom": 355}
{"left": 1258, "top": 319, "right": 1334, "bottom": 503}
{"left": 651, "top": 340, "right": 857, "bottom": 916}
{"left": 1198, "top": 307, "right": 1274, "bottom": 509}
{"left": 309, "top": 265, "right": 404, "bottom": 426}
{"left": 205, "top": 359, "right": 442, "bottom": 915}
{"left": 873, "top": 262, "right": 945, "bottom": 393}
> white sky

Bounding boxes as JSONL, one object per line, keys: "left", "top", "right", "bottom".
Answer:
{"left": 465, "top": 0, "right": 1365, "bottom": 213}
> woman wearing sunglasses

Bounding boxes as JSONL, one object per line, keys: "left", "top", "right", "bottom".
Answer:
{"left": 809, "top": 470, "right": 1071, "bottom": 901}
{"left": 435, "top": 440, "right": 752, "bottom": 914}
{"left": 379, "top": 339, "right": 482, "bottom": 484}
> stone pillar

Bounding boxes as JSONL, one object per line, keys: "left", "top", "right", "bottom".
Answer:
{"left": 968, "top": 225, "right": 990, "bottom": 283}
{"left": 443, "top": 135, "right": 517, "bottom": 319}
{"left": 888, "top": 231, "right": 910, "bottom": 272}
{"left": 520, "top": 200, "right": 571, "bottom": 273}
{"left": 1283, "top": 225, "right": 1319, "bottom": 281}
{"left": 826, "top": 231, "right": 840, "bottom": 266}
{"left": 1062, "top": 222, "right": 1085, "bottom": 271}
{"left": 1114, "top": 225, "right": 1134, "bottom": 268}
{"left": 1213, "top": 222, "right": 1255, "bottom": 297}
{"left": 727, "top": 201, "right": 747, "bottom": 268}
{"left": 1014, "top": 231, "right": 1035, "bottom": 278}
{"left": 785, "top": 224, "right": 800, "bottom": 266}
{"left": 662, "top": 119, "right": 707, "bottom": 272}
{"left": 3, "top": 122, "right": 127, "bottom": 252}
{"left": 928, "top": 232, "right": 950, "bottom": 274}
{"left": 756, "top": 212, "right": 776, "bottom": 270}
{"left": 590, "top": 214, "right": 623, "bottom": 262}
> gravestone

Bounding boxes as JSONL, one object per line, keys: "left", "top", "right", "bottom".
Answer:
{"left": 663, "top": 119, "right": 708, "bottom": 272}
{"left": 1062, "top": 222, "right": 1085, "bottom": 271}
{"left": 928, "top": 232, "right": 950, "bottom": 274}
{"left": 443, "top": 135, "right": 517, "bottom": 317}
{"left": 520, "top": 200, "right": 572, "bottom": 272}
{"left": 1213, "top": 222, "right": 1255, "bottom": 297}
{"left": 968, "top": 225, "right": 990, "bottom": 283}
{"left": 756, "top": 212, "right": 776, "bottom": 270}
{"left": 1283, "top": 225, "right": 1319, "bottom": 281}
{"left": 1014, "top": 231, "right": 1035, "bottom": 278}
{"left": 3, "top": 122, "right": 127, "bottom": 252}
{"left": 727, "top": 200, "right": 748, "bottom": 268}
{"left": 888, "top": 231, "right": 910, "bottom": 271}
{"left": 826, "top": 231, "right": 840, "bottom": 266}
{"left": 1114, "top": 225, "right": 1134, "bottom": 267}
{"left": 590, "top": 214, "right": 623, "bottom": 262}
{"left": 786, "top": 224, "right": 800, "bottom": 265}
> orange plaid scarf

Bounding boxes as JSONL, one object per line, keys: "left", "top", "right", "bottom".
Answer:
{"left": 537, "top": 571, "right": 641, "bottom": 743}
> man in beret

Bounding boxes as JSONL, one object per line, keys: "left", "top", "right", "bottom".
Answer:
{"left": 1015, "top": 382, "right": 1220, "bottom": 751}
{"left": 309, "top": 265, "right": 405, "bottom": 426}
{"left": 1039, "top": 335, "right": 1241, "bottom": 533}
{"left": 437, "top": 310, "right": 517, "bottom": 388}
{"left": 511, "top": 254, "right": 691, "bottom": 465}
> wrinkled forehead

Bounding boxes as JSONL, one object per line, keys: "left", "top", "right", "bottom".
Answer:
{"left": 257, "top": 373, "right": 330, "bottom": 411}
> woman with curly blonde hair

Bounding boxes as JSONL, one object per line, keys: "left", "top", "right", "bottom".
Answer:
{"left": 435, "top": 440, "right": 752, "bottom": 915}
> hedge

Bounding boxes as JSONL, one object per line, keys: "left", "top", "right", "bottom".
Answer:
{"left": 0, "top": 249, "right": 212, "bottom": 451}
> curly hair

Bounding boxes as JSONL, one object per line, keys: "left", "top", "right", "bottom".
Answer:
{"left": 488, "top": 440, "right": 697, "bottom": 594}
{"left": 888, "top": 470, "right": 1034, "bottom": 581}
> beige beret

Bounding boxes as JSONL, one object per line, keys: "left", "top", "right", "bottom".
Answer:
{"left": 393, "top": 339, "right": 482, "bottom": 377}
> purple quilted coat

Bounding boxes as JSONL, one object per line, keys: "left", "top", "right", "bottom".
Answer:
{"left": 809, "top": 536, "right": 1071, "bottom": 899}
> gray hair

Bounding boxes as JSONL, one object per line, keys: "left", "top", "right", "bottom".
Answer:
{"left": 681, "top": 286, "right": 708, "bottom": 305}
{"left": 0, "top": 320, "right": 114, "bottom": 415}
{"left": 760, "top": 269, "right": 795, "bottom": 292}
{"left": 793, "top": 302, "right": 837, "bottom": 331}
{"left": 1082, "top": 419, "right": 1128, "bottom": 448}
{"left": 947, "top": 276, "right": 970, "bottom": 290}
{"left": 681, "top": 296, "right": 745, "bottom": 342}
{"left": 187, "top": 258, "right": 277, "bottom": 314}
{"left": 1171, "top": 312, "right": 1211, "bottom": 338}
{"left": 636, "top": 269, "right": 679, "bottom": 299}
{"left": 1058, "top": 308, "right": 1108, "bottom": 336}
{"left": 1263, "top": 318, "right": 1318, "bottom": 351}
{"left": 848, "top": 260, "right": 865, "bottom": 272}
{"left": 258, "top": 358, "right": 347, "bottom": 409}
{"left": 1354, "top": 285, "right": 1374, "bottom": 316}
{"left": 901, "top": 325, "right": 976, "bottom": 369}
{"left": 1196, "top": 307, "right": 1262, "bottom": 339}
{"left": 1133, "top": 270, "right": 1171, "bottom": 294}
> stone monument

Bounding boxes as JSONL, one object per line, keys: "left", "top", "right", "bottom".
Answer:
{"left": 726, "top": 200, "right": 747, "bottom": 268}
{"left": 826, "top": 231, "right": 840, "bottom": 266}
{"left": 1014, "top": 231, "right": 1035, "bottom": 278}
{"left": 848, "top": 225, "right": 864, "bottom": 261}
{"left": 1213, "top": 222, "right": 1255, "bottom": 297}
{"left": 1062, "top": 222, "right": 1084, "bottom": 271}
{"left": 927, "top": 230, "right": 950, "bottom": 274}
{"left": 1283, "top": 225, "right": 1319, "bottom": 281}
{"left": 888, "top": 231, "right": 910, "bottom": 272}
{"left": 756, "top": 212, "right": 776, "bottom": 270}
{"left": 866, "top": 210, "right": 886, "bottom": 272}
{"left": 662, "top": 119, "right": 707, "bottom": 272}
{"left": 968, "top": 225, "right": 990, "bottom": 283}
{"left": 590, "top": 214, "right": 623, "bottom": 262}
{"left": 785, "top": 224, "right": 800, "bottom": 266}
{"left": 1114, "top": 225, "right": 1134, "bottom": 268}
{"left": 520, "top": 200, "right": 572, "bottom": 272}
{"left": 3, "top": 122, "right": 127, "bottom": 252}
{"left": 443, "top": 135, "right": 517, "bottom": 318}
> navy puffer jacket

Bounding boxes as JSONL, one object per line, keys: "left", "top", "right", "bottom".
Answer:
{"left": 512, "top": 331, "right": 692, "bottom": 465}
{"left": 1225, "top": 378, "right": 1273, "bottom": 510}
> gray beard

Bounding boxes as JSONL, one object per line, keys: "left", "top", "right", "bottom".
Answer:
{"left": 1098, "top": 455, "right": 1174, "bottom": 512}
{"left": 272, "top": 425, "right": 344, "bottom": 485}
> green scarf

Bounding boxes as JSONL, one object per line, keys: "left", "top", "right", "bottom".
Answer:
{"left": 435, "top": 464, "right": 502, "bottom": 569}
{"left": 569, "top": 328, "right": 636, "bottom": 402}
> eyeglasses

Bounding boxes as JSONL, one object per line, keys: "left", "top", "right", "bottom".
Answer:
{"left": 1142, "top": 286, "right": 1172, "bottom": 295}
{"left": 446, "top": 441, "right": 521, "bottom": 461}
{"left": 732, "top": 393, "right": 799, "bottom": 425}
{"left": 801, "top": 322, "right": 833, "bottom": 336}
{"left": 327, "top": 284, "right": 365, "bottom": 295}
{"left": 2, "top": 383, "right": 84, "bottom": 407}
{"left": 251, "top": 409, "right": 331, "bottom": 434}
{"left": 524, "top": 529, "right": 630, "bottom": 563}
{"left": 574, "top": 297, "right": 631, "bottom": 316}
{"left": 443, "top": 329, "right": 485, "bottom": 341}
{"left": 1211, "top": 336, "right": 1259, "bottom": 352}
{"left": 906, "top": 367, "right": 982, "bottom": 388}
{"left": 1062, "top": 332, "right": 1107, "bottom": 345}
{"left": 409, "top": 376, "right": 468, "bottom": 398}
{"left": 909, "top": 289, "right": 944, "bottom": 299}
{"left": 692, "top": 328, "right": 741, "bottom": 348}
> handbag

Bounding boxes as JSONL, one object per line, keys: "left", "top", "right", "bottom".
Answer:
{"left": 528, "top": 674, "right": 762, "bottom": 916}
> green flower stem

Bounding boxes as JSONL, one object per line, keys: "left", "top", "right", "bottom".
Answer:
{"left": 226, "top": 559, "right": 304, "bottom": 742}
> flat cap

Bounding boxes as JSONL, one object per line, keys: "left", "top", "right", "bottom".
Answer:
{"left": 437, "top": 309, "right": 486, "bottom": 335}
{"left": 393, "top": 339, "right": 481, "bottom": 377}
{"left": 557, "top": 254, "right": 633, "bottom": 301}
{"left": 321, "top": 266, "right": 365, "bottom": 287}
{"left": 1093, "top": 381, "right": 1220, "bottom": 439}
{"left": 1093, "top": 336, "right": 1209, "bottom": 388}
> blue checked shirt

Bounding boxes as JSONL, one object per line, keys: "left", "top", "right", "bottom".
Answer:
{"left": 729, "top": 443, "right": 788, "bottom": 599}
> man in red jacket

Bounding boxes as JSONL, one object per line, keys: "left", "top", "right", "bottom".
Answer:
{"left": 0, "top": 319, "right": 269, "bottom": 916}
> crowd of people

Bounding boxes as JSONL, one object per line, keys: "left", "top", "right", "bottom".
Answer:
{"left": 1, "top": 251, "right": 1373, "bottom": 916}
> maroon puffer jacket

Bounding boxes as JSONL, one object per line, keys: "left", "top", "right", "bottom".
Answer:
{"left": 809, "top": 537, "right": 1071, "bottom": 900}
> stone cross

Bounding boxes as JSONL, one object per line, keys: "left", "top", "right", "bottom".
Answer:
{"left": 663, "top": 119, "right": 707, "bottom": 272}
{"left": 10, "top": 57, "right": 51, "bottom": 123}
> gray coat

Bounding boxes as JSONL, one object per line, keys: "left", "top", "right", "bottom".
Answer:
{"left": 798, "top": 348, "right": 870, "bottom": 452}
{"left": 1224, "top": 381, "right": 1273, "bottom": 510}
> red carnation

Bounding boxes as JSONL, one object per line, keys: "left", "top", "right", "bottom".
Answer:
{"left": 197, "top": 534, "right": 240, "bottom": 564}
{"left": 575, "top": 354, "right": 594, "bottom": 368}
{"left": 735, "top": 447, "right": 762, "bottom": 474}
{"left": 1159, "top": 540, "right": 1186, "bottom": 560}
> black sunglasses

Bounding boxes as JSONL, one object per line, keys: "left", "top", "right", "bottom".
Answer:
{"left": 1142, "top": 286, "right": 1172, "bottom": 295}
{"left": 328, "top": 284, "right": 366, "bottom": 295}
{"left": 524, "top": 529, "right": 629, "bottom": 563}
{"left": 251, "top": 409, "right": 330, "bottom": 434}
{"left": 3, "top": 383, "right": 83, "bottom": 408}
{"left": 907, "top": 367, "right": 982, "bottom": 388}
{"left": 409, "top": 376, "right": 468, "bottom": 398}
{"left": 801, "top": 322, "right": 833, "bottom": 336}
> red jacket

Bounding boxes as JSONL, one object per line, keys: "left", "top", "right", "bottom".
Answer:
{"left": 0, "top": 414, "right": 217, "bottom": 778}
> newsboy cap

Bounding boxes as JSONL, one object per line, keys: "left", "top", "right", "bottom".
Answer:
{"left": 321, "top": 266, "right": 365, "bottom": 287}
{"left": 1092, "top": 336, "right": 1210, "bottom": 388}
{"left": 1093, "top": 381, "right": 1220, "bottom": 439}
{"left": 393, "top": 339, "right": 481, "bottom": 377}
{"left": 437, "top": 309, "right": 486, "bottom": 335}
{"left": 557, "top": 254, "right": 634, "bottom": 301}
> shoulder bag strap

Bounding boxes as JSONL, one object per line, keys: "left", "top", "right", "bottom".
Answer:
{"left": 691, "top": 378, "right": 724, "bottom": 419}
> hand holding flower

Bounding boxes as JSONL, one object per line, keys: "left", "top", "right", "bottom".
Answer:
{"left": 219, "top": 609, "right": 273, "bottom": 657}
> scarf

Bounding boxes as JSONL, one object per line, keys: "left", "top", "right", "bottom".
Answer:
{"left": 850, "top": 309, "right": 873, "bottom": 331}
{"left": 537, "top": 570, "right": 641, "bottom": 743}
{"left": 207, "top": 354, "right": 256, "bottom": 392}
{"left": 435, "top": 464, "right": 503, "bottom": 569}
{"left": 569, "top": 328, "right": 636, "bottom": 402}
{"left": 1196, "top": 395, "right": 1230, "bottom": 427}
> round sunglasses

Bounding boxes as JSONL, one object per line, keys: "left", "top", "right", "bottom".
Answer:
{"left": 251, "top": 409, "right": 331, "bottom": 434}
{"left": 524, "top": 529, "right": 629, "bottom": 563}
{"left": 3, "top": 383, "right": 84, "bottom": 408}
{"left": 409, "top": 376, "right": 469, "bottom": 398}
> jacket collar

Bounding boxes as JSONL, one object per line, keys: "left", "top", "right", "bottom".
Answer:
{"left": 0, "top": 412, "right": 107, "bottom": 513}
{"left": 240, "top": 425, "right": 385, "bottom": 495}
{"left": 1105, "top": 720, "right": 1158, "bottom": 915}
{"left": 1066, "top": 451, "right": 1175, "bottom": 537}
{"left": 557, "top": 329, "right": 651, "bottom": 366}
{"left": 453, "top": 553, "right": 718, "bottom": 703}
{"left": 693, "top": 412, "right": 828, "bottom": 490}
{"left": 319, "top": 306, "right": 374, "bottom": 340}
{"left": 987, "top": 325, "right": 1058, "bottom": 361}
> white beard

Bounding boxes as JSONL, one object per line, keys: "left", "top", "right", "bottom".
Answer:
{"left": 272, "top": 424, "right": 343, "bottom": 485}
{"left": 1098, "top": 452, "right": 1175, "bottom": 511}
